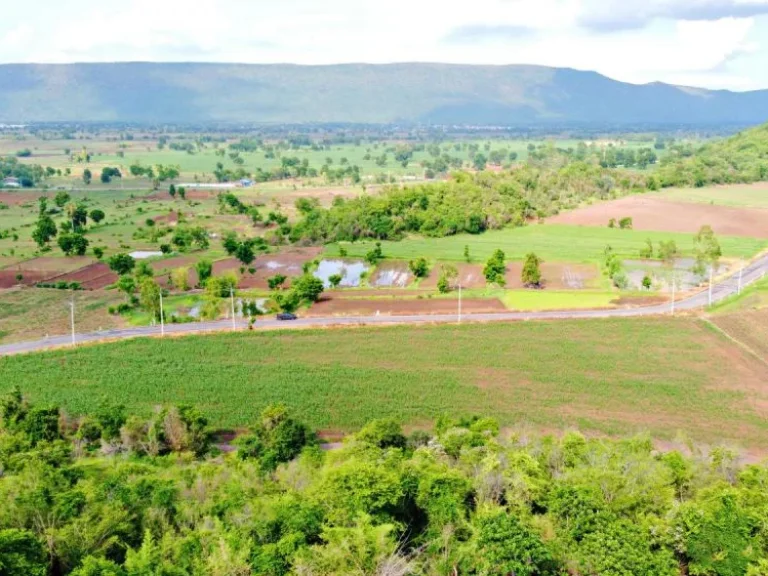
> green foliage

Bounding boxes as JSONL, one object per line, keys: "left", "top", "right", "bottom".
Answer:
{"left": 408, "top": 257, "right": 429, "bottom": 278}
{"left": 108, "top": 253, "right": 136, "bottom": 276}
{"left": 483, "top": 249, "right": 506, "bottom": 286}
{"left": 618, "top": 216, "right": 633, "bottom": 229}
{"left": 364, "top": 242, "right": 383, "bottom": 265}
{"left": 236, "top": 404, "right": 313, "bottom": 471}
{"left": 658, "top": 240, "right": 679, "bottom": 264}
{"left": 466, "top": 509, "right": 553, "bottom": 576}
{"left": 327, "top": 273, "right": 342, "bottom": 288}
{"left": 0, "top": 529, "right": 48, "bottom": 576}
{"left": 195, "top": 259, "right": 212, "bottom": 287}
{"left": 268, "top": 274, "right": 287, "bottom": 290}
{"left": 355, "top": 419, "right": 406, "bottom": 449}
{"left": 58, "top": 233, "right": 89, "bottom": 256}
{"left": 521, "top": 252, "right": 542, "bottom": 287}
{"left": 694, "top": 225, "right": 723, "bottom": 274}
{"left": 292, "top": 274, "right": 325, "bottom": 303}
{"left": 639, "top": 238, "right": 654, "bottom": 259}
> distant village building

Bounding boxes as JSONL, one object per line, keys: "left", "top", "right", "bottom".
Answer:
{"left": 2, "top": 176, "right": 21, "bottom": 188}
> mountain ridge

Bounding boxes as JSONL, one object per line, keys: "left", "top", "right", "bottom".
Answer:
{"left": 1, "top": 62, "right": 767, "bottom": 125}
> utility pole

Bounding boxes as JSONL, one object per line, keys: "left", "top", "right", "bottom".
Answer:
{"left": 671, "top": 278, "right": 676, "bottom": 315}
{"left": 69, "top": 296, "right": 76, "bottom": 346}
{"left": 458, "top": 282, "right": 462, "bottom": 324}
{"left": 738, "top": 261, "right": 744, "bottom": 295}
{"left": 159, "top": 289, "right": 165, "bottom": 336}
{"left": 230, "top": 286, "right": 236, "bottom": 331}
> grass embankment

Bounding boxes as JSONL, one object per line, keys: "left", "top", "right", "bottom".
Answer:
{"left": 2, "top": 318, "right": 767, "bottom": 446}
{"left": 329, "top": 224, "right": 767, "bottom": 263}
{"left": 708, "top": 276, "right": 768, "bottom": 362}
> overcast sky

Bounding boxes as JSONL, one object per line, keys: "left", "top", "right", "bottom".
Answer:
{"left": 2, "top": 0, "right": 768, "bottom": 91}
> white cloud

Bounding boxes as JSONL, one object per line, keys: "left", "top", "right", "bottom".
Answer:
{"left": 0, "top": 0, "right": 766, "bottom": 90}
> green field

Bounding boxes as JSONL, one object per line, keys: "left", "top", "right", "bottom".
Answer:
{"left": 3, "top": 317, "right": 767, "bottom": 446}
{"left": 330, "top": 224, "right": 768, "bottom": 263}
{"left": 7, "top": 136, "right": 664, "bottom": 183}
{"left": 655, "top": 183, "right": 768, "bottom": 208}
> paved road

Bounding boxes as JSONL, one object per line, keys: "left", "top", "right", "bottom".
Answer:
{"left": 2, "top": 254, "right": 767, "bottom": 356}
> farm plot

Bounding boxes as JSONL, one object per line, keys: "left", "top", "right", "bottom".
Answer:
{"left": 331, "top": 225, "right": 767, "bottom": 263}
{"left": 0, "top": 256, "right": 94, "bottom": 287}
{"left": 47, "top": 262, "right": 117, "bottom": 290}
{"left": 548, "top": 195, "right": 768, "bottom": 238}
{"left": 655, "top": 183, "right": 768, "bottom": 209}
{"left": 0, "top": 288, "right": 126, "bottom": 343}
{"left": 368, "top": 261, "right": 413, "bottom": 287}
{"left": 420, "top": 264, "right": 487, "bottom": 289}
{"left": 3, "top": 318, "right": 768, "bottom": 448}
{"left": 208, "top": 248, "right": 322, "bottom": 289}
{"left": 306, "top": 296, "right": 506, "bottom": 316}
{"left": 711, "top": 309, "right": 768, "bottom": 363}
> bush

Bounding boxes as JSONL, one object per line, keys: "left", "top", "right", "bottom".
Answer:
{"left": 408, "top": 257, "right": 429, "bottom": 278}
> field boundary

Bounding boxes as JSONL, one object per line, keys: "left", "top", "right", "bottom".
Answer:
{"left": 701, "top": 317, "right": 768, "bottom": 368}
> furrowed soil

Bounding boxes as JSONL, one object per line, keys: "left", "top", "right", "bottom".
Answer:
{"left": 2, "top": 317, "right": 768, "bottom": 448}
{"left": 548, "top": 196, "right": 768, "bottom": 238}
{"left": 305, "top": 296, "right": 506, "bottom": 316}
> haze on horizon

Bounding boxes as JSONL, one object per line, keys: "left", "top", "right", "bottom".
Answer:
{"left": 2, "top": 0, "right": 768, "bottom": 92}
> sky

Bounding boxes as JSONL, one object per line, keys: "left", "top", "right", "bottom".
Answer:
{"left": 2, "top": 0, "right": 768, "bottom": 91}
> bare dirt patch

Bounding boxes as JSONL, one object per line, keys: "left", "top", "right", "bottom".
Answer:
{"left": 420, "top": 263, "right": 487, "bottom": 289}
{"left": 152, "top": 211, "right": 179, "bottom": 225}
{"left": 0, "top": 191, "right": 38, "bottom": 206}
{"left": 305, "top": 296, "right": 506, "bottom": 317}
{"left": 205, "top": 247, "right": 323, "bottom": 289}
{"left": 0, "top": 270, "right": 49, "bottom": 288}
{"left": 611, "top": 294, "right": 669, "bottom": 307}
{"left": 48, "top": 262, "right": 117, "bottom": 290}
{"left": 504, "top": 262, "right": 599, "bottom": 289}
{"left": 548, "top": 196, "right": 768, "bottom": 238}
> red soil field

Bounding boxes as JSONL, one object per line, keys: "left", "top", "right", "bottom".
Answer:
{"left": 504, "top": 262, "right": 599, "bottom": 289}
{"left": 548, "top": 196, "right": 768, "bottom": 238}
{"left": 420, "top": 264, "right": 487, "bottom": 289}
{"left": 0, "top": 270, "right": 49, "bottom": 288}
{"left": 305, "top": 296, "right": 506, "bottom": 317}
{"left": 0, "top": 191, "right": 38, "bottom": 206}
{"left": 47, "top": 262, "right": 117, "bottom": 290}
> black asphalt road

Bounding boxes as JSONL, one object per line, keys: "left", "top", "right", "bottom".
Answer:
{"left": 1, "top": 254, "right": 767, "bottom": 356}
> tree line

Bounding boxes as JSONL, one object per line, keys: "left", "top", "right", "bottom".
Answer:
{"left": 1, "top": 388, "right": 767, "bottom": 575}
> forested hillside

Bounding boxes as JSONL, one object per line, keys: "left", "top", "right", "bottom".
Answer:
{"left": 1, "top": 388, "right": 767, "bottom": 576}
{"left": 2, "top": 62, "right": 768, "bottom": 124}
{"left": 657, "top": 122, "right": 768, "bottom": 187}
{"left": 292, "top": 122, "right": 768, "bottom": 243}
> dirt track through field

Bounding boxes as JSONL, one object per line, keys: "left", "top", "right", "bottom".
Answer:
{"left": 549, "top": 196, "right": 768, "bottom": 238}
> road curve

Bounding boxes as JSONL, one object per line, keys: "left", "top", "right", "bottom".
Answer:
{"left": 2, "top": 253, "right": 767, "bottom": 357}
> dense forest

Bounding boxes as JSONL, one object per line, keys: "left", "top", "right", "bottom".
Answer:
{"left": 291, "top": 123, "right": 768, "bottom": 243}
{"left": 2, "top": 387, "right": 767, "bottom": 576}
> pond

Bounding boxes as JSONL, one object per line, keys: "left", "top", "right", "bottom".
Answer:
{"left": 369, "top": 261, "right": 413, "bottom": 288}
{"left": 313, "top": 259, "right": 370, "bottom": 288}
{"left": 622, "top": 258, "right": 731, "bottom": 292}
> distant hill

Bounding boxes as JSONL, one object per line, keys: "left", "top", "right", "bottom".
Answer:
{"left": 1, "top": 62, "right": 768, "bottom": 125}
{"left": 657, "top": 121, "right": 768, "bottom": 186}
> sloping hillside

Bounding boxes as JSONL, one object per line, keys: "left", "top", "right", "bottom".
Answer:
{"left": 657, "top": 123, "right": 768, "bottom": 186}
{"left": 1, "top": 62, "right": 768, "bottom": 124}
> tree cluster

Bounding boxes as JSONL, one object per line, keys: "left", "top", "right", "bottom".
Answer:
{"left": 3, "top": 389, "right": 768, "bottom": 575}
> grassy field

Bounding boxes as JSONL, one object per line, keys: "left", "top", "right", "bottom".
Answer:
{"left": 2, "top": 318, "right": 767, "bottom": 446}
{"left": 330, "top": 224, "right": 768, "bottom": 263}
{"left": 655, "top": 183, "right": 768, "bottom": 208}
{"left": 501, "top": 290, "right": 618, "bottom": 310}
{"left": 0, "top": 288, "right": 126, "bottom": 343}
{"left": 6, "top": 136, "right": 663, "bottom": 182}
